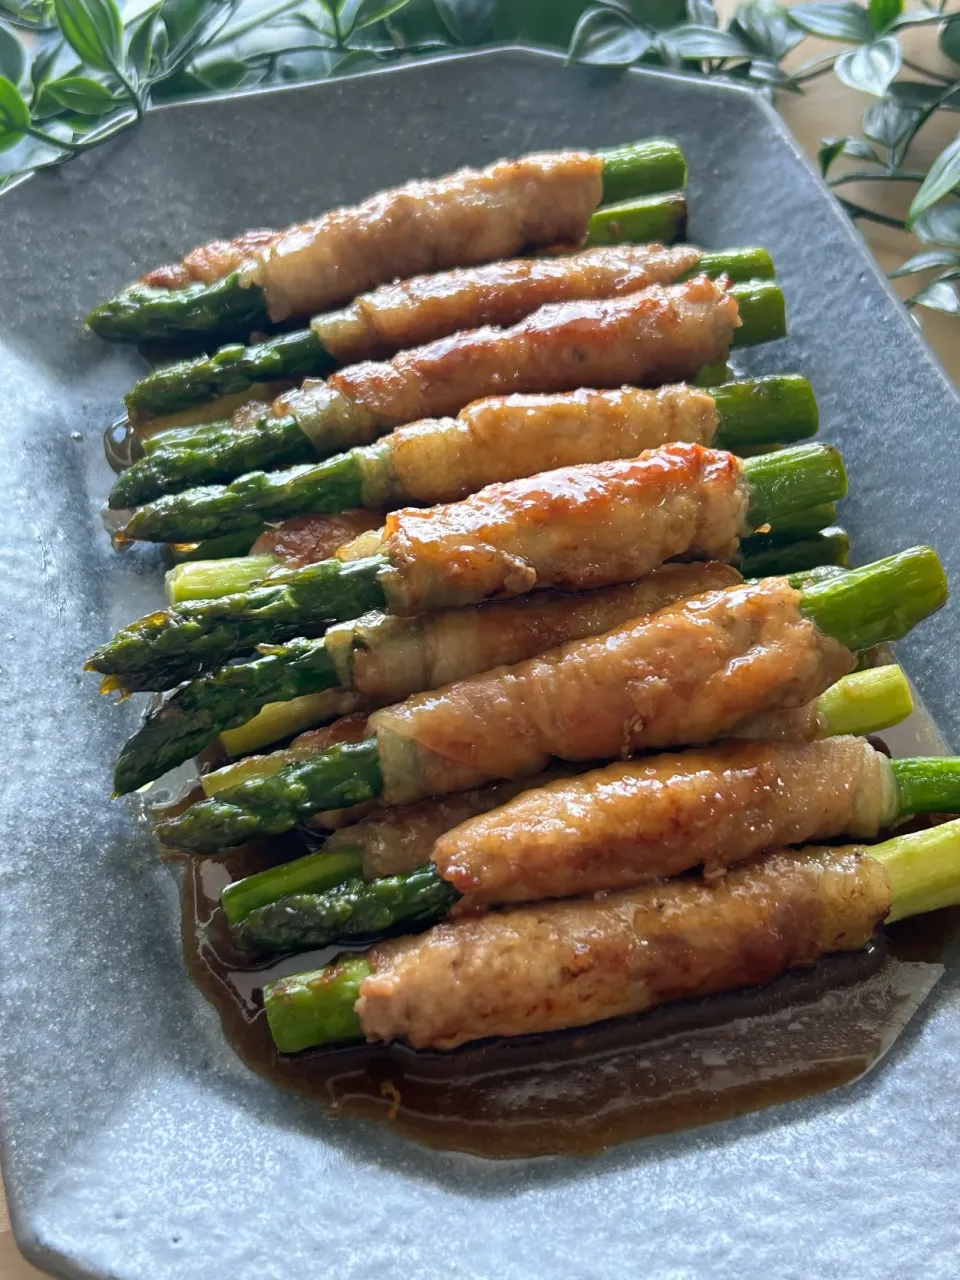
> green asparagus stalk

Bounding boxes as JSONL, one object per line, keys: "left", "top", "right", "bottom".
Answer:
{"left": 235, "top": 751, "right": 960, "bottom": 955}
{"left": 166, "top": 492, "right": 840, "bottom": 608}
{"left": 88, "top": 554, "right": 387, "bottom": 698}
{"left": 125, "top": 192, "right": 695, "bottom": 425}
{"left": 260, "top": 816, "right": 960, "bottom": 1052}
{"left": 153, "top": 548, "right": 946, "bottom": 854}
{"left": 738, "top": 526, "right": 850, "bottom": 579}
{"left": 88, "top": 140, "right": 688, "bottom": 344}
{"left": 217, "top": 663, "right": 915, "bottom": 926}
{"left": 117, "top": 360, "right": 806, "bottom": 544}
{"left": 110, "top": 267, "right": 784, "bottom": 515}
{"left": 169, "top": 526, "right": 268, "bottom": 562}
{"left": 90, "top": 442, "right": 846, "bottom": 700}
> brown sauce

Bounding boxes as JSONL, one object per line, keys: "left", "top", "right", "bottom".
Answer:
{"left": 180, "top": 832, "right": 959, "bottom": 1159}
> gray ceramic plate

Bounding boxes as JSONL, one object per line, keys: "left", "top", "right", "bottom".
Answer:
{"left": 2, "top": 46, "right": 960, "bottom": 1280}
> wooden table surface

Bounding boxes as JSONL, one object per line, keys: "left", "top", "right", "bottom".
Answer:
{"left": 2, "top": 24, "right": 957, "bottom": 1275}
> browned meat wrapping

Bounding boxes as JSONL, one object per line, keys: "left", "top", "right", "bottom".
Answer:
{"left": 250, "top": 509, "right": 386, "bottom": 567}
{"left": 314, "top": 243, "right": 703, "bottom": 363}
{"left": 386, "top": 383, "right": 720, "bottom": 506}
{"left": 356, "top": 847, "right": 891, "bottom": 1049}
{"left": 338, "top": 442, "right": 750, "bottom": 615}
{"left": 323, "top": 777, "right": 561, "bottom": 879}
{"left": 369, "top": 577, "right": 857, "bottom": 804}
{"left": 318, "top": 275, "right": 740, "bottom": 426}
{"left": 146, "top": 229, "right": 276, "bottom": 290}
{"left": 433, "top": 736, "right": 897, "bottom": 911}
{"left": 327, "top": 561, "right": 741, "bottom": 704}
{"left": 146, "top": 153, "right": 604, "bottom": 320}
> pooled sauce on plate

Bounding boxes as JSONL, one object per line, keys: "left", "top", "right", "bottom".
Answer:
{"left": 181, "top": 831, "right": 959, "bottom": 1159}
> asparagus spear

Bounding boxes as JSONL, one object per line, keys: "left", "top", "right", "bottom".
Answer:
{"left": 235, "top": 749, "right": 960, "bottom": 955}
{"left": 111, "top": 267, "right": 784, "bottom": 516}
{"left": 121, "top": 365, "right": 811, "bottom": 546}
{"left": 153, "top": 548, "right": 947, "bottom": 853}
{"left": 124, "top": 193, "right": 699, "bottom": 424}
{"left": 88, "top": 140, "right": 688, "bottom": 343}
{"left": 90, "top": 442, "right": 846, "bottom": 698}
{"left": 165, "top": 495, "right": 841, "bottom": 606}
{"left": 115, "top": 563, "right": 744, "bottom": 793}
{"left": 261, "top": 818, "right": 960, "bottom": 1053}
{"left": 218, "top": 664, "right": 914, "bottom": 926}
{"left": 739, "top": 526, "right": 850, "bottom": 579}
{"left": 108, "top": 277, "right": 783, "bottom": 517}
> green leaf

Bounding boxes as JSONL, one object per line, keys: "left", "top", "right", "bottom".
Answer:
{"left": 193, "top": 54, "right": 247, "bottom": 87}
{"left": 28, "top": 37, "right": 60, "bottom": 99}
{"left": 889, "top": 80, "right": 960, "bottom": 113}
{"left": 0, "top": 72, "right": 29, "bottom": 150}
{"left": 665, "top": 22, "right": 748, "bottom": 56}
{"left": 435, "top": 0, "right": 495, "bottom": 44}
{"left": 44, "top": 71, "right": 117, "bottom": 111}
{"left": 862, "top": 92, "right": 920, "bottom": 149}
{"left": 907, "top": 132, "right": 960, "bottom": 228}
{"left": 0, "top": 0, "right": 56, "bottom": 30}
{"left": 568, "top": 7, "right": 651, "bottom": 64}
{"left": 889, "top": 249, "right": 960, "bottom": 277}
{"left": 867, "top": 0, "right": 900, "bottom": 33}
{"left": 685, "top": 0, "right": 717, "bottom": 27}
{"left": 732, "top": 0, "right": 803, "bottom": 59}
{"left": 159, "top": 0, "right": 235, "bottom": 68}
{"left": 126, "top": 3, "right": 160, "bottom": 75}
{"left": 0, "top": 22, "right": 24, "bottom": 82}
{"left": 337, "top": 0, "right": 408, "bottom": 35}
{"left": 909, "top": 277, "right": 960, "bottom": 314}
{"left": 818, "top": 135, "right": 847, "bottom": 175}
{"left": 940, "top": 14, "right": 960, "bottom": 65}
{"left": 913, "top": 201, "right": 960, "bottom": 248}
{"left": 54, "top": 0, "right": 122, "bottom": 73}
{"left": 789, "top": 2, "right": 871, "bottom": 42}
{"left": 834, "top": 35, "right": 901, "bottom": 95}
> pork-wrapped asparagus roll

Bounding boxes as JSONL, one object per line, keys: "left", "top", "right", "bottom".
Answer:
{"left": 91, "top": 441, "right": 844, "bottom": 696}
{"left": 120, "top": 373, "right": 815, "bottom": 539}
{"left": 112, "top": 275, "right": 785, "bottom": 517}
{"left": 114, "top": 562, "right": 741, "bottom": 793}
{"left": 217, "top": 664, "right": 915, "bottom": 935}
{"left": 154, "top": 548, "right": 948, "bottom": 852}
{"left": 240, "top": 741, "right": 960, "bottom": 956}
{"left": 262, "top": 820, "right": 960, "bottom": 1052}
{"left": 88, "top": 141, "right": 686, "bottom": 342}
{"left": 127, "top": 237, "right": 762, "bottom": 425}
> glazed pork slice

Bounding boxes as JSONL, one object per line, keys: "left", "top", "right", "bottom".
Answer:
{"left": 369, "top": 576, "right": 857, "bottom": 804}
{"left": 146, "top": 152, "right": 605, "bottom": 321}
{"left": 338, "top": 441, "right": 750, "bottom": 614}
{"left": 312, "top": 243, "right": 703, "bottom": 363}
{"left": 433, "top": 736, "right": 897, "bottom": 912}
{"left": 355, "top": 846, "right": 891, "bottom": 1049}
{"left": 313, "top": 274, "right": 740, "bottom": 429}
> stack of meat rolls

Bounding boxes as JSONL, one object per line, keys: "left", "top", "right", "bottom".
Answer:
{"left": 85, "top": 139, "right": 959, "bottom": 1062}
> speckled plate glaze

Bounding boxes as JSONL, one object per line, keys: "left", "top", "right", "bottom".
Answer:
{"left": 1, "top": 47, "right": 959, "bottom": 1280}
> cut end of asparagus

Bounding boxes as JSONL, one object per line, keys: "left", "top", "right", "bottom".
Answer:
{"left": 800, "top": 545, "right": 948, "bottom": 652}
{"left": 221, "top": 849, "right": 365, "bottom": 927}
{"left": 88, "top": 272, "right": 270, "bottom": 343}
{"left": 873, "top": 818, "right": 960, "bottom": 923}
{"left": 816, "top": 664, "right": 913, "bottom": 737}
{"left": 729, "top": 281, "right": 787, "bottom": 348}
{"left": 264, "top": 955, "right": 371, "bottom": 1054}
{"left": 596, "top": 138, "right": 687, "bottom": 203}
{"left": 744, "top": 443, "right": 847, "bottom": 529}
{"left": 739, "top": 526, "right": 849, "bottom": 580}
{"left": 584, "top": 192, "right": 688, "bottom": 247}
{"left": 713, "top": 375, "right": 818, "bottom": 449}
